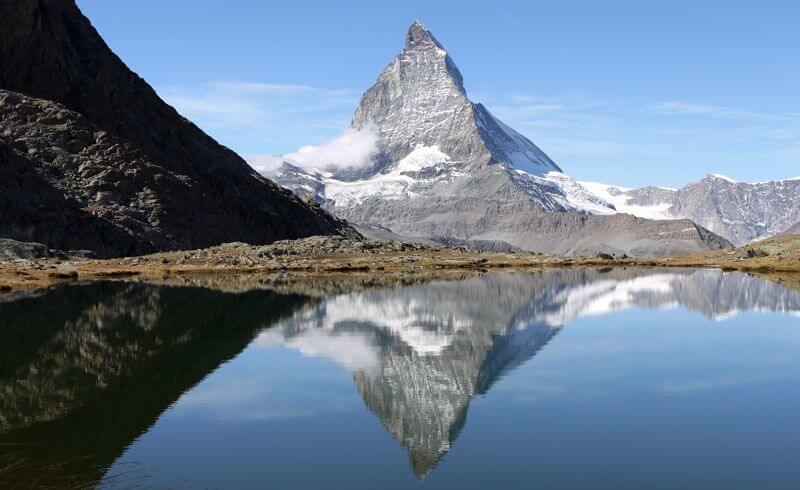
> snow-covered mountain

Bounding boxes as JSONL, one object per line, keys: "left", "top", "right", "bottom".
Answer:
{"left": 265, "top": 21, "right": 730, "bottom": 257}
{"left": 579, "top": 174, "right": 800, "bottom": 246}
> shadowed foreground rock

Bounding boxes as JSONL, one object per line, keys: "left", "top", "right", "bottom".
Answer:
{"left": 0, "top": 0, "right": 354, "bottom": 258}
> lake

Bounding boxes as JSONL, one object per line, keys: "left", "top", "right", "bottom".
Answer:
{"left": 1, "top": 268, "right": 800, "bottom": 488}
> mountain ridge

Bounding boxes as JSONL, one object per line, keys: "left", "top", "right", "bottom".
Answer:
{"left": 0, "top": 0, "right": 353, "bottom": 257}
{"left": 580, "top": 174, "right": 800, "bottom": 246}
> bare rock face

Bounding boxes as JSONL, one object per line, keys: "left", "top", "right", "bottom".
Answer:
{"left": 617, "top": 175, "right": 800, "bottom": 245}
{"left": 0, "top": 0, "right": 354, "bottom": 257}
{"left": 271, "top": 21, "right": 731, "bottom": 257}
{"left": 348, "top": 21, "right": 559, "bottom": 179}
{"left": 579, "top": 174, "right": 800, "bottom": 246}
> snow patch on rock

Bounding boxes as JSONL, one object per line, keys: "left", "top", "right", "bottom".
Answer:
{"left": 393, "top": 145, "right": 449, "bottom": 173}
{"left": 578, "top": 181, "right": 677, "bottom": 220}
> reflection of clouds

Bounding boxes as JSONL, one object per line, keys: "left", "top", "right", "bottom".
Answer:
{"left": 171, "top": 356, "right": 360, "bottom": 422}
{"left": 711, "top": 310, "right": 741, "bottom": 321}
{"left": 551, "top": 339, "right": 635, "bottom": 355}
{"left": 656, "top": 372, "right": 792, "bottom": 394}
{"left": 321, "top": 294, "right": 468, "bottom": 355}
{"left": 173, "top": 383, "right": 357, "bottom": 422}
{"left": 256, "top": 329, "right": 379, "bottom": 372}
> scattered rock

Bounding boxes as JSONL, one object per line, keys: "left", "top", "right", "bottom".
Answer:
{"left": 0, "top": 239, "right": 52, "bottom": 261}
{"left": 739, "top": 247, "right": 770, "bottom": 259}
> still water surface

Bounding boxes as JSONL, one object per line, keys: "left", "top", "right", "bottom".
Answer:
{"left": 1, "top": 268, "right": 800, "bottom": 488}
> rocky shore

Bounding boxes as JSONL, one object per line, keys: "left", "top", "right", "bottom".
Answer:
{"left": 1, "top": 234, "right": 800, "bottom": 297}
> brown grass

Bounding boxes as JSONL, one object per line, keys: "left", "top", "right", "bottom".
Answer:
{"left": 2, "top": 234, "right": 799, "bottom": 296}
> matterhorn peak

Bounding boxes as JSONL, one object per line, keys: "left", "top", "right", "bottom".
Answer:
{"left": 405, "top": 20, "right": 443, "bottom": 51}
{"left": 347, "top": 20, "right": 561, "bottom": 177}
{"left": 271, "top": 21, "right": 734, "bottom": 258}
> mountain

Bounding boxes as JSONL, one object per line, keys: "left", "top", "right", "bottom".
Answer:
{"left": 269, "top": 21, "right": 730, "bottom": 257}
{"left": 0, "top": 0, "right": 353, "bottom": 258}
{"left": 787, "top": 221, "right": 800, "bottom": 234}
{"left": 581, "top": 174, "right": 800, "bottom": 246}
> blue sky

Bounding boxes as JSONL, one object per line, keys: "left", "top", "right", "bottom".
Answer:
{"left": 76, "top": 0, "right": 799, "bottom": 188}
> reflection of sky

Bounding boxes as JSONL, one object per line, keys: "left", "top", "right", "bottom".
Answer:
{"left": 106, "top": 272, "right": 800, "bottom": 488}
{"left": 494, "top": 309, "right": 800, "bottom": 405}
{"left": 166, "top": 347, "right": 362, "bottom": 423}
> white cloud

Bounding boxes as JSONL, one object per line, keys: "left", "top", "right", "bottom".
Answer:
{"left": 247, "top": 154, "right": 286, "bottom": 175}
{"left": 285, "top": 124, "right": 379, "bottom": 170}
{"left": 248, "top": 123, "right": 379, "bottom": 174}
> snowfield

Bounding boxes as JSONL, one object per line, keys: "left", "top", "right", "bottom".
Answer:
{"left": 577, "top": 181, "right": 677, "bottom": 220}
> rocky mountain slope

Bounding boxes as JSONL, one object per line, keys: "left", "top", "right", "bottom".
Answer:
{"left": 269, "top": 22, "right": 729, "bottom": 257}
{"left": 0, "top": 0, "right": 352, "bottom": 258}
{"left": 581, "top": 174, "right": 800, "bottom": 246}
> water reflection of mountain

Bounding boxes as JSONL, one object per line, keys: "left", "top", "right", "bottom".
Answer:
{"left": 0, "top": 282, "right": 311, "bottom": 486}
{"left": 260, "top": 268, "right": 800, "bottom": 477}
{"left": 1, "top": 269, "right": 798, "bottom": 484}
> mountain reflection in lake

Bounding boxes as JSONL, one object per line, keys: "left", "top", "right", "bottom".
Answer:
{"left": 2, "top": 269, "right": 800, "bottom": 488}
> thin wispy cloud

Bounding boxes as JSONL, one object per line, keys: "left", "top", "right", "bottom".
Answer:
{"left": 159, "top": 79, "right": 799, "bottom": 187}
{"left": 648, "top": 101, "right": 800, "bottom": 123}
{"left": 484, "top": 92, "right": 800, "bottom": 186}
{"left": 158, "top": 80, "right": 359, "bottom": 154}
{"left": 209, "top": 81, "right": 320, "bottom": 93}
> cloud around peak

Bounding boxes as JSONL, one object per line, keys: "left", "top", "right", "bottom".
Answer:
{"left": 248, "top": 123, "right": 379, "bottom": 175}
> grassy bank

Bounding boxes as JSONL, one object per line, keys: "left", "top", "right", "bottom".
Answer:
{"left": 2, "top": 234, "right": 799, "bottom": 296}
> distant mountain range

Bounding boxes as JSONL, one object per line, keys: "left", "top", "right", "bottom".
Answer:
{"left": 0, "top": 0, "right": 351, "bottom": 258}
{"left": 579, "top": 174, "right": 800, "bottom": 246}
{"left": 267, "top": 22, "right": 733, "bottom": 257}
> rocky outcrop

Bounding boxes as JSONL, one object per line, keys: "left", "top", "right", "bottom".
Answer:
{"left": 0, "top": 0, "right": 354, "bottom": 257}
{"left": 0, "top": 239, "right": 51, "bottom": 260}
{"left": 270, "top": 22, "right": 730, "bottom": 257}
{"left": 336, "top": 179, "right": 731, "bottom": 257}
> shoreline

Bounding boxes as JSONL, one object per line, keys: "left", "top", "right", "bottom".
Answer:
{"left": 2, "top": 234, "right": 799, "bottom": 296}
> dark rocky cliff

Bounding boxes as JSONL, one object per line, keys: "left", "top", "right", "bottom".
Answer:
{"left": 0, "top": 0, "right": 354, "bottom": 257}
